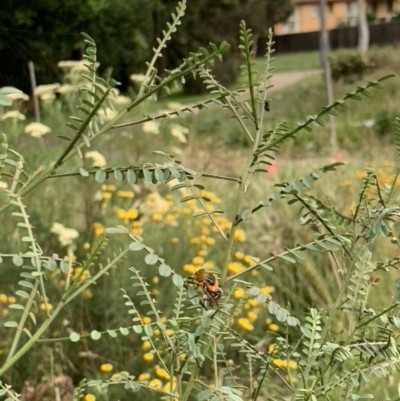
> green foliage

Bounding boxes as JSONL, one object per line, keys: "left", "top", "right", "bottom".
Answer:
{"left": 329, "top": 51, "right": 378, "bottom": 83}
{"left": 0, "top": 0, "right": 295, "bottom": 92}
{"left": 1, "top": 6, "right": 400, "bottom": 401}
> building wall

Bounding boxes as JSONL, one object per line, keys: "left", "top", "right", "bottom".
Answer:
{"left": 370, "top": 1, "right": 396, "bottom": 20}
{"left": 274, "top": 0, "right": 396, "bottom": 36}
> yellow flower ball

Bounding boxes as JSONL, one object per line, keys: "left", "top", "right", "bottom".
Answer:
{"left": 138, "top": 373, "right": 150, "bottom": 381}
{"left": 228, "top": 262, "right": 245, "bottom": 274}
{"left": 205, "top": 237, "right": 215, "bottom": 246}
{"left": 7, "top": 297, "right": 16, "bottom": 305}
{"left": 183, "top": 264, "right": 197, "bottom": 275}
{"left": 152, "top": 213, "right": 163, "bottom": 223}
{"left": 131, "top": 227, "right": 143, "bottom": 236}
{"left": 268, "top": 344, "right": 278, "bottom": 354}
{"left": 84, "top": 394, "right": 96, "bottom": 401}
{"left": 155, "top": 365, "right": 170, "bottom": 380}
{"left": 116, "top": 208, "right": 127, "bottom": 220}
{"left": 201, "top": 227, "right": 210, "bottom": 236}
{"left": 182, "top": 207, "right": 192, "bottom": 215}
{"left": 148, "top": 379, "right": 162, "bottom": 389}
{"left": 261, "top": 286, "right": 275, "bottom": 295}
{"left": 102, "top": 192, "right": 112, "bottom": 201}
{"left": 127, "top": 208, "right": 139, "bottom": 220}
{"left": 100, "top": 363, "right": 113, "bottom": 373}
{"left": 269, "top": 324, "right": 279, "bottom": 332}
{"left": 111, "top": 373, "right": 121, "bottom": 383}
{"left": 93, "top": 223, "right": 105, "bottom": 236}
{"left": 237, "top": 318, "right": 254, "bottom": 332}
{"left": 247, "top": 311, "right": 258, "bottom": 323}
{"left": 244, "top": 256, "right": 256, "bottom": 267}
{"left": 152, "top": 277, "right": 159, "bottom": 285}
{"left": 233, "top": 288, "right": 245, "bottom": 299}
{"left": 163, "top": 381, "right": 175, "bottom": 393}
{"left": 198, "top": 249, "right": 208, "bottom": 257}
{"left": 190, "top": 237, "right": 200, "bottom": 245}
{"left": 82, "top": 242, "right": 91, "bottom": 250}
{"left": 117, "top": 191, "right": 134, "bottom": 199}
{"left": 192, "top": 256, "right": 204, "bottom": 266}
{"left": 202, "top": 218, "right": 212, "bottom": 226}
{"left": 0, "top": 294, "right": 8, "bottom": 304}
{"left": 203, "top": 261, "right": 214, "bottom": 270}
{"left": 39, "top": 303, "right": 53, "bottom": 312}
{"left": 142, "top": 340, "right": 151, "bottom": 350}
{"left": 143, "top": 353, "right": 154, "bottom": 362}
{"left": 165, "top": 214, "right": 176, "bottom": 223}
{"left": 355, "top": 170, "right": 367, "bottom": 180}
{"left": 272, "top": 359, "right": 286, "bottom": 369}
{"left": 171, "top": 237, "right": 179, "bottom": 244}
{"left": 184, "top": 199, "right": 195, "bottom": 208}
{"left": 143, "top": 316, "right": 151, "bottom": 325}
{"left": 233, "top": 229, "right": 246, "bottom": 243}
{"left": 234, "top": 251, "right": 245, "bottom": 260}
{"left": 247, "top": 299, "right": 259, "bottom": 307}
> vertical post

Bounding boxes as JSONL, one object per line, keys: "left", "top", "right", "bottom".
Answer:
{"left": 28, "top": 61, "right": 40, "bottom": 122}
{"left": 318, "top": 0, "right": 337, "bottom": 153}
{"left": 357, "top": 0, "right": 369, "bottom": 54}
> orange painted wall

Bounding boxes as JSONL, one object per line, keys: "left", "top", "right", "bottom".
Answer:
{"left": 274, "top": 1, "right": 396, "bottom": 36}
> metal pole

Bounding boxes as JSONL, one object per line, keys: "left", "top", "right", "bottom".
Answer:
{"left": 318, "top": 0, "right": 337, "bottom": 153}
{"left": 28, "top": 61, "right": 40, "bottom": 122}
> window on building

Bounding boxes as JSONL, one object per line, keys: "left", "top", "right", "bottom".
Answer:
{"left": 310, "top": 5, "right": 318, "bottom": 18}
{"left": 346, "top": 1, "right": 357, "bottom": 16}
{"left": 328, "top": 3, "right": 334, "bottom": 13}
{"left": 282, "top": 8, "right": 300, "bottom": 34}
{"left": 368, "top": 1, "right": 378, "bottom": 14}
{"left": 387, "top": 0, "right": 394, "bottom": 12}
{"left": 346, "top": 1, "right": 358, "bottom": 25}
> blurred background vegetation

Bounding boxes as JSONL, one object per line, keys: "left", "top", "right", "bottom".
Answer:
{"left": 0, "top": 0, "right": 293, "bottom": 93}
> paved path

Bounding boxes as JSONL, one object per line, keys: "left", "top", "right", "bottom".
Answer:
{"left": 267, "top": 69, "right": 321, "bottom": 93}
{"left": 235, "top": 69, "right": 322, "bottom": 103}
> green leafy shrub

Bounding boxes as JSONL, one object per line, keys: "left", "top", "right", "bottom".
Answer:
{"left": 329, "top": 51, "right": 375, "bottom": 82}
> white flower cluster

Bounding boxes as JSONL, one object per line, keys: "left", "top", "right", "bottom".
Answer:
{"left": 51, "top": 223, "right": 79, "bottom": 247}
{"left": 24, "top": 122, "right": 51, "bottom": 138}
{"left": 85, "top": 151, "right": 107, "bottom": 167}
